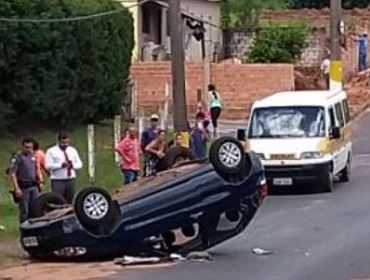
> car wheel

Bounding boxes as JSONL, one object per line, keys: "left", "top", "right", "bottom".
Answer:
{"left": 319, "top": 171, "right": 334, "bottom": 193}
{"left": 157, "top": 146, "right": 194, "bottom": 172}
{"left": 31, "top": 193, "right": 67, "bottom": 218}
{"left": 74, "top": 187, "right": 120, "bottom": 230}
{"left": 209, "top": 137, "right": 250, "bottom": 180}
{"left": 339, "top": 158, "right": 351, "bottom": 182}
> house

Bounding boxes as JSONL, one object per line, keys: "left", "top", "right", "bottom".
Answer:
{"left": 118, "top": 0, "right": 222, "bottom": 62}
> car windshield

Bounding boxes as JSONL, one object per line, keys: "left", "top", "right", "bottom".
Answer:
{"left": 249, "top": 106, "right": 325, "bottom": 139}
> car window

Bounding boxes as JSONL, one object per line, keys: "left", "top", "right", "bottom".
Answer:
{"left": 334, "top": 102, "right": 344, "bottom": 128}
{"left": 328, "top": 107, "right": 336, "bottom": 128}
{"left": 342, "top": 99, "right": 351, "bottom": 123}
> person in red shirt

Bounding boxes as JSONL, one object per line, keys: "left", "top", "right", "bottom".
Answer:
{"left": 115, "top": 125, "right": 141, "bottom": 185}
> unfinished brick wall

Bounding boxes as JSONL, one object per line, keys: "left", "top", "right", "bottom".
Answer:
{"left": 130, "top": 62, "right": 294, "bottom": 120}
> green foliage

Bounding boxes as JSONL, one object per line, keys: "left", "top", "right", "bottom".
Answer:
{"left": 0, "top": 0, "right": 134, "bottom": 129}
{"left": 0, "top": 101, "right": 14, "bottom": 135}
{"left": 222, "top": 0, "right": 288, "bottom": 29}
{"left": 288, "top": 0, "right": 370, "bottom": 9}
{"left": 247, "top": 24, "right": 309, "bottom": 63}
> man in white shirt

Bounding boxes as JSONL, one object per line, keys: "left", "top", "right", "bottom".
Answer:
{"left": 321, "top": 55, "right": 331, "bottom": 90}
{"left": 45, "top": 132, "right": 83, "bottom": 204}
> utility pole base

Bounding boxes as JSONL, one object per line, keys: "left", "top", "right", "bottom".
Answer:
{"left": 329, "top": 60, "right": 343, "bottom": 91}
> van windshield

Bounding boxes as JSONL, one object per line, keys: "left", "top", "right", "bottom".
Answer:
{"left": 249, "top": 106, "right": 325, "bottom": 139}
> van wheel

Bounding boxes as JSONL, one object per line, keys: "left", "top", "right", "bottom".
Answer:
{"left": 339, "top": 158, "right": 351, "bottom": 182}
{"left": 319, "top": 171, "right": 334, "bottom": 193}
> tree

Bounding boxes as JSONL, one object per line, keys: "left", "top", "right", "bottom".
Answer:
{"left": 222, "top": 0, "right": 288, "bottom": 30}
{"left": 0, "top": 0, "right": 134, "bottom": 131}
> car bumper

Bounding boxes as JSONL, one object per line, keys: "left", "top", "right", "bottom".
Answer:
{"left": 264, "top": 162, "right": 330, "bottom": 188}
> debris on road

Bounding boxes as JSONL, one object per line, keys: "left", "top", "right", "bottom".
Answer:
{"left": 114, "top": 256, "right": 164, "bottom": 266}
{"left": 170, "top": 253, "right": 186, "bottom": 261}
{"left": 186, "top": 251, "right": 213, "bottom": 262}
{"left": 252, "top": 248, "right": 273, "bottom": 255}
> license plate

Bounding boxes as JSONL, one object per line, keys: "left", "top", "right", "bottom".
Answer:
{"left": 273, "top": 178, "right": 293, "bottom": 186}
{"left": 22, "top": 236, "right": 39, "bottom": 247}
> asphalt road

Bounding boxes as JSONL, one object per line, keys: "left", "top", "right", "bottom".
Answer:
{"left": 110, "top": 112, "right": 370, "bottom": 280}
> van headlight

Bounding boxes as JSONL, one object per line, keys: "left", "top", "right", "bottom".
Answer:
{"left": 300, "top": 152, "right": 324, "bottom": 159}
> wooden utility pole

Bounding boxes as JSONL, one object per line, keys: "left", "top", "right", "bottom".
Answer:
{"left": 169, "top": 0, "right": 189, "bottom": 146}
{"left": 330, "top": 0, "right": 343, "bottom": 91}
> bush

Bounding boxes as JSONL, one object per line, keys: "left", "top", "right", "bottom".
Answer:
{"left": 247, "top": 24, "right": 309, "bottom": 63}
{"left": 0, "top": 0, "right": 134, "bottom": 128}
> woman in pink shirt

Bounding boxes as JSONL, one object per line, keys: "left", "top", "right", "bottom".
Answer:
{"left": 115, "top": 125, "right": 141, "bottom": 185}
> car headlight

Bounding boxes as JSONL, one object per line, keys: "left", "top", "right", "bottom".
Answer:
{"left": 300, "top": 152, "right": 325, "bottom": 159}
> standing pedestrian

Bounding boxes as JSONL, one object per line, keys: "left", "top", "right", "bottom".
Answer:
{"left": 208, "top": 84, "right": 222, "bottom": 138}
{"left": 358, "top": 32, "right": 368, "bottom": 71}
{"left": 141, "top": 114, "right": 159, "bottom": 176}
{"left": 115, "top": 125, "right": 141, "bottom": 185}
{"left": 45, "top": 132, "right": 82, "bottom": 204}
{"left": 321, "top": 55, "right": 331, "bottom": 90}
{"left": 8, "top": 138, "right": 44, "bottom": 223}
{"left": 145, "top": 129, "right": 168, "bottom": 175}
{"left": 32, "top": 139, "right": 48, "bottom": 182}
{"left": 190, "top": 113, "right": 211, "bottom": 159}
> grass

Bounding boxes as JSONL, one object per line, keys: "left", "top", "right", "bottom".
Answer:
{"left": 0, "top": 121, "right": 123, "bottom": 266}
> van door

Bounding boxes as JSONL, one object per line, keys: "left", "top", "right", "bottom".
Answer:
{"left": 333, "top": 101, "right": 347, "bottom": 174}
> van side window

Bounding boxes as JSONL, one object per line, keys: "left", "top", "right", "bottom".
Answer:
{"left": 328, "top": 107, "right": 336, "bottom": 128}
{"left": 342, "top": 99, "right": 351, "bottom": 123}
{"left": 334, "top": 102, "right": 344, "bottom": 128}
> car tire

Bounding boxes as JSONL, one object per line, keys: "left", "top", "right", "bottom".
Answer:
{"left": 31, "top": 193, "right": 67, "bottom": 218}
{"left": 157, "top": 146, "right": 194, "bottom": 172}
{"left": 320, "top": 171, "right": 334, "bottom": 193}
{"left": 339, "top": 158, "right": 351, "bottom": 182}
{"left": 209, "top": 137, "right": 250, "bottom": 180}
{"left": 74, "top": 187, "right": 120, "bottom": 230}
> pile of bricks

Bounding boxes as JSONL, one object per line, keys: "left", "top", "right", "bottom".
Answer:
{"left": 345, "top": 69, "right": 370, "bottom": 118}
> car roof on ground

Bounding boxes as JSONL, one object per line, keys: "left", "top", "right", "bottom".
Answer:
{"left": 253, "top": 90, "right": 347, "bottom": 108}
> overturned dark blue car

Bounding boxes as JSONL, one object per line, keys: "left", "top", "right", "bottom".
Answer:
{"left": 20, "top": 137, "right": 267, "bottom": 260}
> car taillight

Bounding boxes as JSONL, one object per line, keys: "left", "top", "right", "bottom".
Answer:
{"left": 259, "top": 178, "right": 268, "bottom": 199}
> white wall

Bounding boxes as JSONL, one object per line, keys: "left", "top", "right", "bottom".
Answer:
{"left": 180, "top": 0, "right": 222, "bottom": 62}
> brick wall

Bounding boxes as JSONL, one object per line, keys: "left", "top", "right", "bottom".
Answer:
{"left": 131, "top": 62, "right": 295, "bottom": 120}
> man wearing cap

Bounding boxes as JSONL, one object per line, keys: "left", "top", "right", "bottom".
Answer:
{"left": 141, "top": 114, "right": 159, "bottom": 176}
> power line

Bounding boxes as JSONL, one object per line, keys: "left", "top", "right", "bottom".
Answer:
{"left": 0, "top": 0, "right": 150, "bottom": 23}
{"left": 0, "top": 0, "right": 223, "bottom": 30}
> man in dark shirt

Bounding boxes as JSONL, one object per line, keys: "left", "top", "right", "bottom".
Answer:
{"left": 141, "top": 114, "right": 159, "bottom": 176}
{"left": 9, "top": 138, "right": 43, "bottom": 223}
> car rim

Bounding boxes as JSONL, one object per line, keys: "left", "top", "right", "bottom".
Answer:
{"left": 83, "top": 193, "right": 109, "bottom": 220}
{"left": 219, "top": 142, "right": 242, "bottom": 168}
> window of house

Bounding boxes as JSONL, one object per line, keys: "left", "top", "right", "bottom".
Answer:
{"left": 334, "top": 102, "right": 344, "bottom": 128}
{"left": 142, "top": 6, "right": 150, "bottom": 34}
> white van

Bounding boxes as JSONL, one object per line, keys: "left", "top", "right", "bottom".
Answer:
{"left": 240, "top": 90, "right": 352, "bottom": 192}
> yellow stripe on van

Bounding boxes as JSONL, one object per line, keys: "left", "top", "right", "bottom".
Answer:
{"left": 317, "top": 126, "right": 351, "bottom": 153}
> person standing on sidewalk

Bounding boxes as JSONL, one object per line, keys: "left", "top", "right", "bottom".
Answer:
{"left": 45, "top": 132, "right": 82, "bottom": 204}
{"left": 115, "top": 125, "right": 141, "bottom": 185}
{"left": 208, "top": 84, "right": 223, "bottom": 138}
{"left": 321, "top": 55, "right": 331, "bottom": 90}
{"left": 8, "top": 138, "right": 44, "bottom": 223}
{"left": 141, "top": 114, "right": 159, "bottom": 177}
